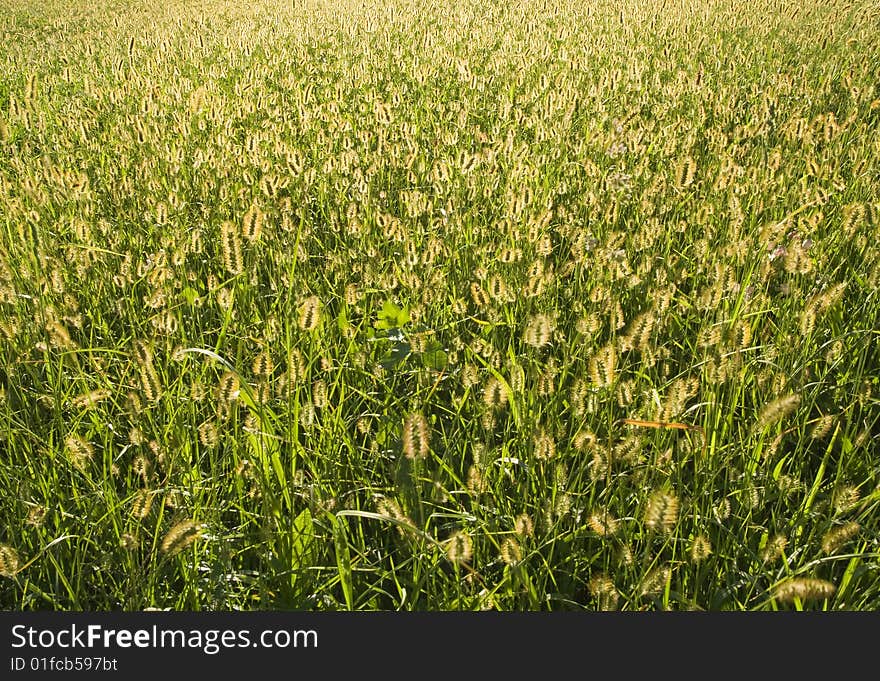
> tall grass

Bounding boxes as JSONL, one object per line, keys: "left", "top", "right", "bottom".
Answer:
{"left": 1, "top": 0, "right": 878, "bottom": 610}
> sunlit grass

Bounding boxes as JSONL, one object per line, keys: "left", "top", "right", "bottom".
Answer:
{"left": 0, "top": 0, "right": 878, "bottom": 611}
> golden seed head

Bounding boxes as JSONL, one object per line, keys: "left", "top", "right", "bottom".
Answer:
{"left": 772, "top": 577, "right": 836, "bottom": 604}
{"left": 25, "top": 504, "right": 47, "bottom": 527}
{"left": 298, "top": 296, "right": 321, "bottom": 331}
{"left": 809, "top": 415, "right": 835, "bottom": 440}
{"left": 64, "top": 435, "right": 94, "bottom": 471}
{"left": 690, "top": 534, "right": 712, "bottom": 563}
{"left": 160, "top": 519, "right": 203, "bottom": 556}
{"left": 298, "top": 401, "right": 315, "bottom": 429}
{"left": 253, "top": 380, "right": 271, "bottom": 405}
{"left": 488, "top": 274, "right": 510, "bottom": 303}
{"left": 842, "top": 203, "right": 866, "bottom": 236}
{"left": 216, "top": 287, "right": 234, "bottom": 311}
{"left": 198, "top": 420, "right": 219, "bottom": 448}
{"left": 312, "top": 379, "right": 328, "bottom": 409}
{"left": 674, "top": 155, "right": 697, "bottom": 188}
{"left": 533, "top": 427, "right": 556, "bottom": 460}
{"left": 131, "top": 453, "right": 152, "bottom": 484}
{"left": 241, "top": 204, "right": 264, "bottom": 243}
{"left": 46, "top": 319, "right": 76, "bottom": 350}
{"left": 587, "top": 511, "right": 619, "bottom": 537}
{"left": 755, "top": 394, "right": 801, "bottom": 431}
{"left": 190, "top": 379, "right": 206, "bottom": 402}
{"left": 832, "top": 485, "right": 861, "bottom": 515}
{"left": 402, "top": 412, "right": 430, "bottom": 460}
{"left": 131, "top": 489, "right": 155, "bottom": 520}
{"left": 550, "top": 493, "right": 572, "bottom": 522}
{"left": 589, "top": 574, "right": 619, "bottom": 611}
{"left": 252, "top": 351, "right": 274, "bottom": 377}
{"left": 445, "top": 530, "right": 473, "bottom": 565}
{"left": 761, "top": 534, "right": 789, "bottom": 563}
{"left": 217, "top": 371, "right": 240, "bottom": 403}
{"left": 344, "top": 283, "right": 361, "bottom": 306}
{"left": 470, "top": 281, "right": 490, "bottom": 308}
{"left": 220, "top": 220, "right": 243, "bottom": 275}
{"left": 640, "top": 565, "right": 672, "bottom": 596}
{"left": 514, "top": 513, "right": 534, "bottom": 538}
{"left": 573, "top": 429, "right": 597, "bottom": 451}
{"left": 588, "top": 344, "right": 617, "bottom": 388}
{"left": 466, "top": 465, "right": 488, "bottom": 495}
{"left": 287, "top": 349, "right": 305, "bottom": 384}
{"left": 139, "top": 363, "right": 162, "bottom": 403}
{"left": 499, "top": 537, "right": 522, "bottom": 566}
{"left": 713, "top": 498, "right": 732, "bottom": 521}
{"left": 821, "top": 521, "right": 860, "bottom": 555}
{"left": 536, "top": 371, "right": 556, "bottom": 397}
{"left": 644, "top": 490, "right": 679, "bottom": 533}
{"left": 72, "top": 389, "right": 110, "bottom": 409}
{"left": 523, "top": 312, "right": 556, "bottom": 349}
{"left": 482, "top": 376, "right": 510, "bottom": 410}
{"left": 133, "top": 339, "right": 154, "bottom": 368}
{"left": 461, "top": 363, "right": 480, "bottom": 389}
{"left": 375, "top": 496, "right": 414, "bottom": 537}
{"left": 0, "top": 545, "right": 21, "bottom": 577}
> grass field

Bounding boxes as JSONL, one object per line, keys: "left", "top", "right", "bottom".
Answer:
{"left": 1, "top": 0, "right": 879, "bottom": 611}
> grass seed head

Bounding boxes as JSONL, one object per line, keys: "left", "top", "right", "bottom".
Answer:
{"left": 217, "top": 371, "right": 240, "bottom": 403}
{"left": 482, "top": 376, "right": 509, "bottom": 410}
{"left": 587, "top": 511, "right": 619, "bottom": 537}
{"left": 644, "top": 490, "right": 679, "bottom": 534}
{"left": 533, "top": 427, "right": 556, "bottom": 460}
{"left": 761, "top": 534, "right": 789, "bottom": 564}
{"left": 65, "top": 435, "right": 94, "bottom": 471}
{"left": 402, "top": 412, "right": 430, "bottom": 460}
{"left": 0, "top": 545, "right": 21, "bottom": 577}
{"left": 523, "top": 312, "right": 555, "bottom": 349}
{"left": 445, "top": 530, "right": 473, "bottom": 565}
{"left": 241, "top": 204, "right": 264, "bottom": 243}
{"left": 220, "top": 220, "right": 243, "bottom": 275}
{"left": 640, "top": 565, "right": 671, "bottom": 596}
{"left": 375, "top": 496, "right": 414, "bottom": 537}
{"left": 754, "top": 393, "right": 801, "bottom": 431}
{"left": 160, "top": 519, "right": 202, "bottom": 556}
{"left": 690, "top": 534, "right": 712, "bottom": 563}
{"left": 499, "top": 537, "right": 522, "bottom": 566}
{"left": 198, "top": 420, "right": 219, "bottom": 448}
{"left": 72, "top": 389, "right": 110, "bottom": 409}
{"left": 772, "top": 577, "right": 836, "bottom": 604}
{"left": 589, "top": 574, "right": 619, "bottom": 611}
{"left": 821, "top": 522, "right": 860, "bottom": 555}
{"left": 832, "top": 485, "right": 861, "bottom": 515}
{"left": 131, "top": 489, "right": 154, "bottom": 520}
{"left": 514, "top": 513, "right": 534, "bottom": 539}
{"left": 298, "top": 296, "right": 321, "bottom": 331}
{"left": 252, "top": 351, "right": 274, "bottom": 377}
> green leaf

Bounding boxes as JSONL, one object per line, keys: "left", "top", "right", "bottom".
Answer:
{"left": 181, "top": 286, "right": 199, "bottom": 305}
{"left": 290, "top": 508, "right": 316, "bottom": 573}
{"left": 380, "top": 339, "right": 411, "bottom": 369}
{"left": 332, "top": 515, "right": 354, "bottom": 611}
{"left": 239, "top": 385, "right": 290, "bottom": 514}
{"left": 375, "top": 300, "right": 410, "bottom": 330}
{"left": 421, "top": 340, "right": 448, "bottom": 370}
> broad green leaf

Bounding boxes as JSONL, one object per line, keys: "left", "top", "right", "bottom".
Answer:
{"left": 332, "top": 515, "right": 354, "bottom": 611}
{"left": 290, "top": 508, "right": 316, "bottom": 572}
{"left": 181, "top": 286, "right": 199, "bottom": 305}
{"left": 421, "top": 340, "right": 448, "bottom": 370}
{"left": 375, "top": 300, "right": 410, "bottom": 329}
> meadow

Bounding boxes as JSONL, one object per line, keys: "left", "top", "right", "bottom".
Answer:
{"left": 0, "top": 0, "right": 878, "bottom": 610}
